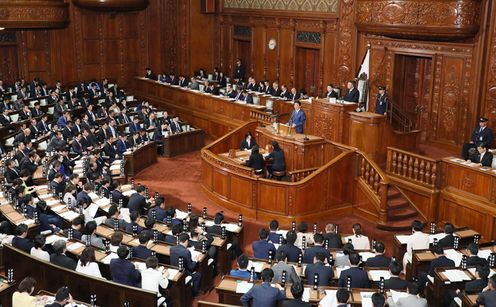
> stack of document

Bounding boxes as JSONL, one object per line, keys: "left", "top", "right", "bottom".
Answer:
{"left": 395, "top": 234, "right": 411, "bottom": 244}
{"left": 443, "top": 269, "right": 472, "bottom": 282}
{"left": 429, "top": 233, "right": 447, "bottom": 244}
{"left": 360, "top": 292, "right": 375, "bottom": 307}
{"left": 444, "top": 249, "right": 463, "bottom": 266}
{"left": 66, "top": 242, "right": 84, "bottom": 252}
{"left": 390, "top": 290, "right": 409, "bottom": 304}
{"left": 368, "top": 270, "right": 391, "bottom": 281}
{"left": 236, "top": 281, "right": 253, "bottom": 294}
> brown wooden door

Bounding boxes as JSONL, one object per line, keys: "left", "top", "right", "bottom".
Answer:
{"left": 235, "top": 39, "right": 251, "bottom": 78}
{"left": 295, "top": 47, "right": 320, "bottom": 96}
{"left": 0, "top": 46, "right": 19, "bottom": 84}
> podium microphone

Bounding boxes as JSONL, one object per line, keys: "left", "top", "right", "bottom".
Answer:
{"left": 303, "top": 135, "right": 309, "bottom": 141}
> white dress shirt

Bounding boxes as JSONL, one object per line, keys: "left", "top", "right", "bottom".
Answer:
{"left": 76, "top": 261, "right": 102, "bottom": 278}
{"left": 141, "top": 267, "right": 169, "bottom": 305}
{"left": 344, "top": 235, "right": 370, "bottom": 250}
{"left": 30, "top": 247, "right": 50, "bottom": 261}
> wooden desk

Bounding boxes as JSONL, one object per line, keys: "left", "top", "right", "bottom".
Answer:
{"left": 124, "top": 141, "right": 158, "bottom": 177}
{"left": 37, "top": 290, "right": 94, "bottom": 306}
{"left": 0, "top": 276, "right": 16, "bottom": 307}
{"left": 163, "top": 128, "right": 206, "bottom": 157}
{"left": 408, "top": 249, "right": 435, "bottom": 280}
{"left": 460, "top": 291, "right": 478, "bottom": 307}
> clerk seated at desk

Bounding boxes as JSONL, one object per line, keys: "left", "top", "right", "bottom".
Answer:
{"left": 246, "top": 145, "right": 264, "bottom": 176}
{"left": 469, "top": 143, "right": 493, "bottom": 167}
{"left": 240, "top": 132, "right": 257, "bottom": 151}
{"left": 265, "top": 141, "right": 286, "bottom": 178}
{"left": 462, "top": 117, "right": 493, "bottom": 160}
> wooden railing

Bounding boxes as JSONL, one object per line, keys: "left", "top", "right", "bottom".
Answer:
{"left": 250, "top": 109, "right": 275, "bottom": 125}
{"left": 288, "top": 167, "right": 319, "bottom": 182}
{"left": 386, "top": 147, "right": 441, "bottom": 188}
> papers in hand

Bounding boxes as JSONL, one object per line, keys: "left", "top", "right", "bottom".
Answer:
{"left": 368, "top": 270, "right": 391, "bottom": 281}
{"left": 429, "top": 233, "right": 447, "bottom": 244}
{"left": 395, "top": 234, "right": 411, "bottom": 245}
{"left": 236, "top": 281, "right": 253, "bottom": 294}
{"left": 443, "top": 269, "right": 472, "bottom": 282}
{"left": 66, "top": 242, "right": 85, "bottom": 252}
{"left": 390, "top": 290, "right": 409, "bottom": 304}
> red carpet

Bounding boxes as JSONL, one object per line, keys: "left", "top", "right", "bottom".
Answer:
{"left": 135, "top": 151, "right": 400, "bottom": 304}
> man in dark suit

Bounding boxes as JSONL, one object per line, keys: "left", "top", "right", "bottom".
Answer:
{"left": 365, "top": 242, "right": 391, "bottom": 267}
{"left": 437, "top": 223, "right": 455, "bottom": 248}
{"left": 20, "top": 151, "right": 39, "bottom": 176}
{"left": 76, "top": 183, "right": 93, "bottom": 206}
{"left": 417, "top": 245, "right": 455, "bottom": 292}
{"left": 253, "top": 228, "right": 276, "bottom": 260}
{"left": 338, "top": 252, "right": 370, "bottom": 288}
{"left": 465, "top": 243, "right": 485, "bottom": 266}
{"left": 110, "top": 246, "right": 141, "bottom": 287}
{"left": 303, "top": 233, "right": 330, "bottom": 264}
{"left": 279, "top": 85, "right": 290, "bottom": 99}
{"left": 324, "top": 84, "right": 339, "bottom": 99}
{"left": 240, "top": 268, "right": 285, "bottom": 306}
{"left": 50, "top": 239, "right": 77, "bottom": 270}
{"left": 305, "top": 252, "right": 333, "bottom": 287}
{"left": 476, "top": 274, "right": 496, "bottom": 306}
{"left": 170, "top": 116, "right": 183, "bottom": 134}
{"left": 323, "top": 224, "right": 342, "bottom": 249}
{"left": 276, "top": 231, "right": 301, "bottom": 263}
{"left": 471, "top": 143, "right": 493, "bottom": 167}
{"left": 268, "top": 220, "right": 282, "bottom": 244}
{"left": 129, "top": 117, "right": 141, "bottom": 134}
{"left": 462, "top": 117, "right": 493, "bottom": 160}
{"left": 18, "top": 105, "right": 31, "bottom": 120}
{"left": 131, "top": 231, "right": 153, "bottom": 260}
{"left": 116, "top": 134, "right": 129, "bottom": 157}
{"left": 234, "top": 58, "right": 246, "bottom": 82}
{"left": 288, "top": 101, "right": 306, "bottom": 134}
{"left": 170, "top": 233, "right": 202, "bottom": 297}
{"left": 127, "top": 185, "right": 149, "bottom": 214}
{"left": 147, "top": 197, "right": 168, "bottom": 222}
{"left": 289, "top": 88, "right": 300, "bottom": 101}
{"left": 375, "top": 86, "right": 389, "bottom": 115}
{"left": 145, "top": 68, "right": 156, "bottom": 80}
{"left": 343, "top": 80, "right": 360, "bottom": 103}
{"left": 384, "top": 261, "right": 408, "bottom": 290}
{"left": 36, "top": 114, "right": 50, "bottom": 133}
{"left": 282, "top": 282, "right": 310, "bottom": 307}
{"left": 103, "top": 137, "right": 118, "bottom": 162}
{"left": 445, "top": 264, "right": 489, "bottom": 306}
{"left": 12, "top": 224, "right": 34, "bottom": 253}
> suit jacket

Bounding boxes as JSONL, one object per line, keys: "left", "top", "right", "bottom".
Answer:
{"left": 375, "top": 94, "right": 389, "bottom": 115}
{"left": 72, "top": 140, "right": 83, "bottom": 155}
{"left": 338, "top": 267, "right": 370, "bottom": 288}
{"left": 343, "top": 88, "right": 360, "bottom": 103}
{"left": 365, "top": 254, "right": 392, "bottom": 268}
{"left": 234, "top": 64, "right": 246, "bottom": 81}
{"left": 4, "top": 167, "right": 20, "bottom": 183}
{"left": 171, "top": 121, "right": 183, "bottom": 133}
{"left": 37, "top": 120, "right": 50, "bottom": 133}
{"left": 384, "top": 276, "right": 408, "bottom": 290}
{"left": 305, "top": 262, "right": 333, "bottom": 286}
{"left": 289, "top": 92, "right": 301, "bottom": 101}
{"left": 20, "top": 159, "right": 37, "bottom": 175}
{"left": 240, "top": 138, "right": 257, "bottom": 151}
{"left": 466, "top": 255, "right": 484, "bottom": 267}
{"left": 128, "top": 193, "right": 148, "bottom": 214}
{"left": 109, "top": 258, "right": 141, "bottom": 287}
{"left": 465, "top": 278, "right": 487, "bottom": 292}
{"left": 253, "top": 240, "right": 276, "bottom": 260}
{"left": 12, "top": 236, "right": 34, "bottom": 254}
{"left": 76, "top": 190, "right": 92, "bottom": 206}
{"left": 50, "top": 253, "right": 77, "bottom": 270}
{"left": 471, "top": 126, "right": 493, "bottom": 148}
{"left": 323, "top": 233, "right": 342, "bottom": 249}
{"left": 289, "top": 110, "right": 306, "bottom": 134}
{"left": 303, "top": 245, "right": 330, "bottom": 264}
{"left": 170, "top": 244, "right": 197, "bottom": 274}
{"left": 272, "top": 261, "right": 300, "bottom": 284}
{"left": 387, "top": 294, "right": 427, "bottom": 307}
{"left": 324, "top": 91, "right": 338, "bottom": 99}
{"left": 240, "top": 282, "right": 285, "bottom": 307}
{"left": 103, "top": 142, "right": 117, "bottom": 161}
{"left": 266, "top": 150, "right": 286, "bottom": 172}
{"left": 473, "top": 151, "right": 493, "bottom": 167}
{"left": 129, "top": 122, "right": 141, "bottom": 134}
{"left": 437, "top": 234, "right": 455, "bottom": 248}
{"left": 132, "top": 245, "right": 153, "bottom": 260}
{"left": 116, "top": 140, "right": 128, "bottom": 156}
{"left": 282, "top": 299, "right": 311, "bottom": 307}
{"left": 247, "top": 152, "right": 264, "bottom": 172}
{"left": 428, "top": 256, "right": 455, "bottom": 276}
{"left": 277, "top": 244, "right": 301, "bottom": 263}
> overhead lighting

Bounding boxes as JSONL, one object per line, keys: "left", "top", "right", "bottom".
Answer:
{"left": 0, "top": 28, "right": 5, "bottom": 31}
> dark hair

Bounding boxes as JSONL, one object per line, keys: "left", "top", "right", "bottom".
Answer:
{"left": 467, "top": 243, "right": 479, "bottom": 255}
{"left": 477, "top": 264, "right": 490, "bottom": 280}
{"left": 214, "top": 212, "right": 224, "bottom": 224}
{"left": 444, "top": 223, "right": 454, "bottom": 234}
{"left": 19, "top": 169, "right": 30, "bottom": 178}
{"left": 146, "top": 256, "right": 159, "bottom": 269}
{"left": 269, "top": 220, "right": 279, "bottom": 231}
{"left": 315, "top": 252, "right": 326, "bottom": 262}
{"left": 352, "top": 223, "right": 362, "bottom": 236}
{"left": 139, "top": 231, "right": 151, "bottom": 244}
{"left": 117, "top": 246, "right": 129, "bottom": 259}
{"left": 85, "top": 220, "right": 97, "bottom": 235}
{"left": 371, "top": 293, "right": 385, "bottom": 307}
{"left": 16, "top": 224, "right": 28, "bottom": 236}
{"left": 389, "top": 260, "right": 402, "bottom": 276}
{"left": 286, "top": 231, "right": 297, "bottom": 245}
{"left": 259, "top": 228, "right": 269, "bottom": 240}
{"left": 178, "top": 233, "right": 189, "bottom": 243}
{"left": 294, "top": 101, "right": 301, "bottom": 106}
{"left": 171, "top": 223, "right": 183, "bottom": 236}
{"left": 237, "top": 254, "right": 249, "bottom": 269}
{"left": 314, "top": 233, "right": 324, "bottom": 244}
{"left": 407, "top": 282, "right": 420, "bottom": 295}
{"left": 155, "top": 196, "right": 165, "bottom": 207}
{"left": 290, "top": 282, "right": 304, "bottom": 299}
{"left": 55, "top": 286, "right": 71, "bottom": 302}
{"left": 111, "top": 232, "right": 123, "bottom": 246}
{"left": 271, "top": 141, "right": 281, "bottom": 151}
{"left": 136, "top": 185, "right": 146, "bottom": 193}
{"left": 375, "top": 242, "right": 385, "bottom": 253}
{"left": 108, "top": 205, "right": 119, "bottom": 217}
{"left": 336, "top": 288, "right": 350, "bottom": 303}
{"left": 412, "top": 220, "right": 424, "bottom": 232}
{"left": 298, "top": 222, "right": 308, "bottom": 233}
{"left": 349, "top": 252, "right": 361, "bottom": 265}
{"left": 18, "top": 276, "right": 36, "bottom": 293}
{"left": 260, "top": 268, "right": 274, "bottom": 282}
{"left": 342, "top": 243, "right": 355, "bottom": 255}
{"left": 33, "top": 235, "right": 45, "bottom": 249}
{"left": 144, "top": 218, "right": 155, "bottom": 229}
{"left": 130, "top": 211, "right": 139, "bottom": 222}
{"left": 80, "top": 247, "right": 96, "bottom": 266}
{"left": 431, "top": 246, "right": 444, "bottom": 255}
{"left": 275, "top": 250, "right": 287, "bottom": 262}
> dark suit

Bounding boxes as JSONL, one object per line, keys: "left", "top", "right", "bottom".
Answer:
{"left": 12, "top": 236, "right": 34, "bottom": 254}
{"left": 252, "top": 240, "right": 276, "bottom": 260}
{"left": 109, "top": 258, "right": 141, "bottom": 287}
{"left": 131, "top": 245, "right": 153, "bottom": 260}
{"left": 466, "top": 255, "right": 484, "bottom": 266}
{"left": 462, "top": 126, "right": 493, "bottom": 160}
{"left": 247, "top": 152, "right": 264, "bottom": 173}
{"left": 234, "top": 64, "right": 246, "bottom": 81}
{"left": 240, "top": 139, "right": 257, "bottom": 151}
{"left": 288, "top": 109, "right": 306, "bottom": 134}
{"left": 128, "top": 193, "right": 148, "bottom": 214}
{"left": 428, "top": 256, "right": 455, "bottom": 276}
{"left": 171, "top": 121, "right": 183, "bottom": 133}
{"left": 170, "top": 244, "right": 201, "bottom": 295}
{"left": 323, "top": 233, "right": 342, "bottom": 249}
{"left": 338, "top": 267, "right": 370, "bottom": 288}
{"left": 477, "top": 290, "right": 496, "bottom": 306}
{"left": 266, "top": 150, "right": 286, "bottom": 172}
{"left": 324, "top": 91, "right": 338, "bottom": 99}
{"left": 471, "top": 151, "right": 493, "bottom": 167}
{"left": 37, "top": 120, "right": 50, "bottom": 133}
{"left": 305, "top": 262, "right": 333, "bottom": 286}
{"left": 365, "top": 254, "right": 392, "bottom": 268}
{"left": 268, "top": 232, "right": 282, "bottom": 244}
{"left": 50, "top": 253, "right": 77, "bottom": 270}
{"left": 375, "top": 94, "right": 389, "bottom": 115}
{"left": 303, "top": 245, "right": 330, "bottom": 264}
{"left": 4, "top": 167, "right": 19, "bottom": 183}
{"left": 240, "top": 282, "right": 285, "bottom": 307}
{"left": 343, "top": 88, "right": 360, "bottom": 103}
{"left": 384, "top": 276, "right": 408, "bottom": 290}
{"left": 129, "top": 122, "right": 141, "bottom": 134}
{"left": 282, "top": 299, "right": 311, "bottom": 307}
{"left": 116, "top": 140, "right": 128, "bottom": 157}
{"left": 437, "top": 234, "right": 455, "bottom": 248}
{"left": 76, "top": 190, "right": 91, "bottom": 206}
{"left": 277, "top": 244, "right": 302, "bottom": 263}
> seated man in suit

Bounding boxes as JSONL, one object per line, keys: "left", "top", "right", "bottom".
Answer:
{"left": 445, "top": 263, "right": 490, "bottom": 306}
{"left": 365, "top": 241, "right": 392, "bottom": 267}
{"left": 240, "top": 268, "right": 285, "bottom": 306}
{"left": 323, "top": 223, "right": 342, "bottom": 249}
{"left": 283, "top": 282, "right": 310, "bottom": 307}
{"left": 12, "top": 224, "right": 34, "bottom": 253}
{"left": 110, "top": 246, "right": 141, "bottom": 287}
{"left": 45, "top": 287, "right": 74, "bottom": 307}
{"left": 76, "top": 182, "right": 93, "bottom": 207}
{"left": 465, "top": 243, "right": 485, "bottom": 266}
{"left": 462, "top": 117, "right": 493, "bottom": 161}
{"left": 437, "top": 222, "right": 455, "bottom": 248}
{"left": 477, "top": 274, "right": 496, "bottom": 306}
{"left": 384, "top": 260, "right": 408, "bottom": 290}
{"left": 240, "top": 131, "right": 257, "bottom": 151}
{"left": 323, "top": 84, "right": 338, "bottom": 99}
{"left": 116, "top": 134, "right": 129, "bottom": 157}
{"left": 253, "top": 228, "right": 276, "bottom": 260}
{"left": 387, "top": 282, "right": 427, "bottom": 307}
{"left": 205, "top": 212, "right": 225, "bottom": 236}
{"left": 128, "top": 185, "right": 150, "bottom": 214}
{"left": 288, "top": 101, "right": 306, "bottom": 134}
{"left": 50, "top": 239, "right": 77, "bottom": 270}
{"left": 148, "top": 196, "right": 168, "bottom": 222}
{"left": 272, "top": 250, "right": 300, "bottom": 285}
{"left": 170, "top": 233, "right": 202, "bottom": 297}
{"left": 303, "top": 233, "right": 330, "bottom": 264}
{"left": 129, "top": 117, "right": 141, "bottom": 134}
{"left": 470, "top": 143, "right": 493, "bottom": 167}
{"left": 188, "top": 77, "right": 200, "bottom": 90}
{"left": 276, "top": 231, "right": 301, "bottom": 263}
{"left": 289, "top": 87, "right": 300, "bottom": 101}
{"left": 132, "top": 231, "right": 153, "bottom": 260}
{"left": 170, "top": 116, "right": 183, "bottom": 134}
{"left": 104, "top": 205, "right": 128, "bottom": 230}
{"left": 417, "top": 246, "right": 455, "bottom": 292}
{"left": 268, "top": 220, "right": 282, "bottom": 244}
{"left": 338, "top": 252, "right": 370, "bottom": 288}
{"left": 305, "top": 252, "right": 333, "bottom": 287}
{"left": 229, "top": 254, "right": 251, "bottom": 279}
{"left": 343, "top": 80, "right": 360, "bottom": 103}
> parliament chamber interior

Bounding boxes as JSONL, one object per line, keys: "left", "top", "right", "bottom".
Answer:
{"left": 0, "top": 0, "right": 496, "bottom": 306}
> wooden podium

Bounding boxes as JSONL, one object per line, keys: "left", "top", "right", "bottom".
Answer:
{"left": 349, "top": 112, "right": 387, "bottom": 163}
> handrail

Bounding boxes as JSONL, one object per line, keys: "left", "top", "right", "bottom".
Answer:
{"left": 386, "top": 147, "right": 441, "bottom": 188}
{"left": 287, "top": 167, "right": 320, "bottom": 182}
{"left": 390, "top": 102, "right": 414, "bottom": 132}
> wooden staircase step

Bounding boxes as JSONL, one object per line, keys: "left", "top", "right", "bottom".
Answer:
{"left": 387, "top": 198, "right": 410, "bottom": 210}
{"left": 387, "top": 207, "right": 418, "bottom": 221}
{"left": 377, "top": 219, "right": 423, "bottom": 232}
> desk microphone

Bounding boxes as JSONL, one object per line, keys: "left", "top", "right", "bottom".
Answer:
{"left": 303, "top": 135, "right": 309, "bottom": 141}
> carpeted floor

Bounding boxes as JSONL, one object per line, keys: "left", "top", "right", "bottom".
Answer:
{"left": 135, "top": 151, "right": 401, "bottom": 305}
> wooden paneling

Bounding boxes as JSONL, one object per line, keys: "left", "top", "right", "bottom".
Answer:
{"left": 0, "top": 45, "right": 19, "bottom": 84}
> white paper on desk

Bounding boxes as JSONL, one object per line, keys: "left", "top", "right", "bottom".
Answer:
{"left": 110, "top": 164, "right": 121, "bottom": 171}
{"left": 235, "top": 281, "right": 253, "bottom": 294}
{"left": 121, "top": 184, "right": 132, "bottom": 191}
{"left": 60, "top": 210, "right": 80, "bottom": 221}
{"left": 87, "top": 203, "right": 99, "bottom": 218}
{"left": 37, "top": 185, "right": 48, "bottom": 190}
{"left": 444, "top": 269, "right": 472, "bottom": 282}
{"left": 111, "top": 160, "right": 122, "bottom": 166}
{"left": 391, "top": 290, "right": 409, "bottom": 304}
{"left": 319, "top": 290, "right": 338, "bottom": 307}
{"left": 273, "top": 243, "right": 280, "bottom": 250}
{"left": 359, "top": 252, "right": 376, "bottom": 262}
{"left": 302, "top": 287, "right": 311, "bottom": 302}
{"left": 120, "top": 208, "right": 130, "bottom": 223}
{"left": 248, "top": 260, "right": 265, "bottom": 273}
{"left": 335, "top": 266, "right": 350, "bottom": 278}
{"left": 88, "top": 192, "right": 99, "bottom": 201}
{"left": 167, "top": 268, "right": 179, "bottom": 280}
{"left": 18, "top": 219, "right": 35, "bottom": 226}
{"left": 224, "top": 223, "right": 241, "bottom": 233}
{"left": 444, "top": 249, "right": 463, "bottom": 266}
{"left": 204, "top": 220, "right": 214, "bottom": 227}
{"left": 429, "top": 233, "right": 447, "bottom": 243}
{"left": 427, "top": 275, "right": 434, "bottom": 283}
{"left": 396, "top": 234, "right": 411, "bottom": 245}
{"left": 66, "top": 242, "right": 84, "bottom": 251}
{"left": 175, "top": 209, "right": 188, "bottom": 220}
{"left": 102, "top": 253, "right": 117, "bottom": 264}
{"left": 134, "top": 261, "right": 147, "bottom": 271}
{"left": 478, "top": 249, "right": 492, "bottom": 259}
{"left": 95, "top": 198, "right": 110, "bottom": 207}
{"left": 122, "top": 190, "right": 136, "bottom": 197}
{"left": 469, "top": 267, "right": 496, "bottom": 278}
{"left": 368, "top": 270, "right": 391, "bottom": 281}
{"left": 45, "top": 234, "right": 67, "bottom": 245}
{"left": 39, "top": 193, "right": 52, "bottom": 200}
{"left": 51, "top": 205, "right": 66, "bottom": 213}
{"left": 189, "top": 248, "right": 202, "bottom": 261}
{"left": 360, "top": 292, "right": 375, "bottom": 307}
{"left": 46, "top": 199, "right": 60, "bottom": 207}
{"left": 276, "top": 230, "right": 288, "bottom": 237}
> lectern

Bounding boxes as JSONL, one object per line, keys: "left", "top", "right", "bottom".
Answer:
{"left": 349, "top": 112, "right": 387, "bottom": 163}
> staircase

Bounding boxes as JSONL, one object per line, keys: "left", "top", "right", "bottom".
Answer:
{"left": 377, "top": 186, "right": 425, "bottom": 232}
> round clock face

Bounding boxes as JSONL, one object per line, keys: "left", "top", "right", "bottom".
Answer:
{"left": 268, "top": 39, "right": 277, "bottom": 50}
